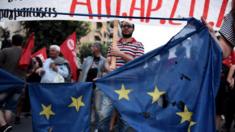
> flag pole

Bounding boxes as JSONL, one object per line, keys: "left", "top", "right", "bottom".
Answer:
{"left": 109, "top": 20, "right": 119, "bottom": 70}
{"left": 109, "top": 20, "right": 119, "bottom": 131}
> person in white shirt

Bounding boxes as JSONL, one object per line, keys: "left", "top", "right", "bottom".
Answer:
{"left": 40, "top": 45, "right": 70, "bottom": 83}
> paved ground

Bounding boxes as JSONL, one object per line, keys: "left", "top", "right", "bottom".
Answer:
{"left": 12, "top": 117, "right": 32, "bottom": 132}
{"left": 10, "top": 116, "right": 235, "bottom": 132}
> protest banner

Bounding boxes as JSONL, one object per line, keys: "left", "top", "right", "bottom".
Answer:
{"left": 0, "top": 0, "right": 232, "bottom": 28}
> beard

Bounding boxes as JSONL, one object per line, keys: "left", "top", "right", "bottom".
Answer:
{"left": 122, "top": 32, "right": 133, "bottom": 38}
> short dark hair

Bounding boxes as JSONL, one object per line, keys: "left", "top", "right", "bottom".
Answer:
{"left": 12, "top": 34, "right": 23, "bottom": 46}
{"left": 121, "top": 21, "right": 135, "bottom": 29}
{"left": 35, "top": 56, "right": 43, "bottom": 67}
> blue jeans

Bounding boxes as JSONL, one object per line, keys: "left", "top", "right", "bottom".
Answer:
{"left": 94, "top": 89, "right": 135, "bottom": 132}
{"left": 94, "top": 89, "right": 113, "bottom": 131}
{"left": 114, "top": 119, "right": 136, "bottom": 132}
{"left": 0, "top": 92, "right": 21, "bottom": 113}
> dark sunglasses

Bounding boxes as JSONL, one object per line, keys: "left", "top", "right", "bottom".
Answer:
{"left": 121, "top": 24, "right": 133, "bottom": 28}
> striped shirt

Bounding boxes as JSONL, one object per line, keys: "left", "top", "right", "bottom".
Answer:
{"left": 219, "top": 12, "right": 235, "bottom": 47}
{"left": 108, "top": 38, "right": 144, "bottom": 68}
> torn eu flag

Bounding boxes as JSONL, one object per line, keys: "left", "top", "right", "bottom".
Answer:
{"left": 96, "top": 18, "right": 222, "bottom": 132}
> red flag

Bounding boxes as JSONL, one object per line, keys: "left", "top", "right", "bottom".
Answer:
{"left": 32, "top": 47, "right": 47, "bottom": 62}
{"left": 60, "top": 32, "right": 78, "bottom": 81}
{"left": 18, "top": 33, "right": 35, "bottom": 69}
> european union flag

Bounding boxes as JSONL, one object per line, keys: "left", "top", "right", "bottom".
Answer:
{"left": 96, "top": 18, "right": 222, "bottom": 132}
{"left": 0, "top": 68, "right": 24, "bottom": 92}
{"left": 29, "top": 83, "right": 93, "bottom": 132}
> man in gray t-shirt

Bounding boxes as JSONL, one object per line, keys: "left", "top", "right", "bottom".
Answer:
{"left": 0, "top": 41, "right": 25, "bottom": 79}
{"left": 0, "top": 34, "right": 25, "bottom": 132}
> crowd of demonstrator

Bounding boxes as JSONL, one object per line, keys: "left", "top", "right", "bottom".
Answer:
{"left": 0, "top": 21, "right": 144, "bottom": 132}
{"left": 0, "top": 2, "right": 234, "bottom": 132}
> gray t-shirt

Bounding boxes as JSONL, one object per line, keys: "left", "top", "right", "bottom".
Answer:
{"left": 0, "top": 46, "right": 25, "bottom": 79}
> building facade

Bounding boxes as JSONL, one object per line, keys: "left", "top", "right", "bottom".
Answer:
{"left": 80, "top": 21, "right": 121, "bottom": 45}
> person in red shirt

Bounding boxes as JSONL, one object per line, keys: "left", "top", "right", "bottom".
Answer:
{"left": 224, "top": 51, "right": 235, "bottom": 87}
{"left": 216, "top": 50, "right": 235, "bottom": 131}
{"left": 203, "top": 1, "right": 235, "bottom": 130}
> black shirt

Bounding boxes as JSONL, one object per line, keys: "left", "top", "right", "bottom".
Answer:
{"left": 86, "top": 56, "right": 100, "bottom": 82}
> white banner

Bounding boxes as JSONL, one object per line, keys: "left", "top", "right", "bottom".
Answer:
{"left": 0, "top": 0, "right": 232, "bottom": 28}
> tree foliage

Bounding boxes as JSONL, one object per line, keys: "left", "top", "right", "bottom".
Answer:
{"left": 22, "top": 21, "right": 91, "bottom": 51}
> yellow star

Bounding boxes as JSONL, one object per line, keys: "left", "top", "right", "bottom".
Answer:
{"left": 176, "top": 106, "right": 193, "bottom": 124}
{"left": 39, "top": 104, "right": 55, "bottom": 120}
{"left": 115, "top": 84, "right": 132, "bottom": 100}
{"left": 188, "top": 121, "right": 196, "bottom": 132}
{"left": 68, "top": 96, "right": 85, "bottom": 112}
{"left": 147, "top": 86, "right": 165, "bottom": 104}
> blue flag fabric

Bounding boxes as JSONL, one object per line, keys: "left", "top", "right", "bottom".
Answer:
{"left": 0, "top": 68, "right": 24, "bottom": 92}
{"left": 29, "top": 83, "right": 93, "bottom": 132}
{"left": 96, "top": 18, "right": 222, "bottom": 132}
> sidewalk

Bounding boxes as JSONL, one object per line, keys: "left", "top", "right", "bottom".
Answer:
{"left": 12, "top": 117, "right": 32, "bottom": 132}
